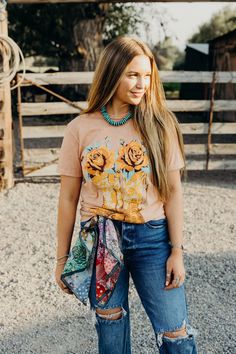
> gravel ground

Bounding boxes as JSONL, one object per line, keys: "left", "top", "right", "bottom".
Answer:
{"left": 0, "top": 175, "right": 235, "bottom": 354}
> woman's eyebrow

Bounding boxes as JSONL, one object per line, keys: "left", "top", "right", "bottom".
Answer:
{"left": 127, "top": 70, "right": 151, "bottom": 74}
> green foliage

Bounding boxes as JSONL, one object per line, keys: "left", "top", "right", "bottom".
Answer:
{"left": 8, "top": 4, "right": 103, "bottom": 59}
{"left": 163, "top": 82, "right": 180, "bottom": 92}
{"left": 8, "top": 4, "right": 141, "bottom": 61}
{"left": 152, "top": 37, "right": 185, "bottom": 71}
{"left": 173, "top": 52, "right": 186, "bottom": 71}
{"left": 103, "top": 4, "right": 142, "bottom": 44}
{"left": 189, "top": 5, "right": 236, "bottom": 43}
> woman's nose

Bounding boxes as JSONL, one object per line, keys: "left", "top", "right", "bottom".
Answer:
{"left": 136, "top": 77, "right": 145, "bottom": 89}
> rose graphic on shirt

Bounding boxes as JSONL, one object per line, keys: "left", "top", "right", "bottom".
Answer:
{"left": 84, "top": 139, "right": 150, "bottom": 223}
{"left": 116, "top": 140, "right": 149, "bottom": 172}
{"left": 85, "top": 146, "right": 115, "bottom": 176}
{"left": 84, "top": 144, "right": 120, "bottom": 212}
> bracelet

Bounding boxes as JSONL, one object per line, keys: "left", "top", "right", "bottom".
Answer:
{"left": 57, "top": 254, "right": 69, "bottom": 261}
{"left": 168, "top": 242, "right": 184, "bottom": 250}
{"left": 57, "top": 260, "right": 67, "bottom": 266}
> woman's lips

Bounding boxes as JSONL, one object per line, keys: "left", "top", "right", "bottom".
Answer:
{"left": 131, "top": 92, "right": 144, "bottom": 97}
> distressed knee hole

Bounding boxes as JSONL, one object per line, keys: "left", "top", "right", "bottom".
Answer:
{"left": 96, "top": 307, "right": 123, "bottom": 321}
{"left": 164, "top": 324, "right": 187, "bottom": 338}
{"left": 155, "top": 322, "right": 198, "bottom": 349}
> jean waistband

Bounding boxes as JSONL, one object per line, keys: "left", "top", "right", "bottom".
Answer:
{"left": 80, "top": 217, "right": 167, "bottom": 226}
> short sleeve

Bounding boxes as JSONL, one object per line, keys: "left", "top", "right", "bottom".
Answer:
{"left": 167, "top": 132, "right": 185, "bottom": 171}
{"left": 57, "top": 124, "right": 82, "bottom": 177}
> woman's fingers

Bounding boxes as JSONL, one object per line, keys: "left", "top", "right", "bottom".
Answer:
{"left": 165, "top": 271, "right": 172, "bottom": 286}
{"left": 59, "top": 279, "right": 73, "bottom": 294}
{"left": 55, "top": 269, "right": 73, "bottom": 295}
{"left": 165, "top": 255, "right": 186, "bottom": 290}
{"left": 165, "top": 272, "right": 185, "bottom": 290}
{"left": 63, "top": 288, "right": 73, "bottom": 294}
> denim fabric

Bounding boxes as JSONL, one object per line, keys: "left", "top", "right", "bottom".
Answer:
{"left": 80, "top": 217, "right": 198, "bottom": 354}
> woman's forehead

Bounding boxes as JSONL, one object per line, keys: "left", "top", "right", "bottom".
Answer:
{"left": 126, "top": 55, "right": 151, "bottom": 73}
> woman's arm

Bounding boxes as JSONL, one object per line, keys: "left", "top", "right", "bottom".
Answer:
{"left": 164, "top": 169, "right": 184, "bottom": 256}
{"left": 163, "top": 169, "right": 185, "bottom": 290}
{"left": 55, "top": 175, "right": 83, "bottom": 294}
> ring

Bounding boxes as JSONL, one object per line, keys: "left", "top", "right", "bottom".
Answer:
{"left": 174, "top": 277, "right": 180, "bottom": 283}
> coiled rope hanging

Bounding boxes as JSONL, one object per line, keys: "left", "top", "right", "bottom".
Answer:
{"left": 0, "top": 0, "right": 7, "bottom": 21}
{"left": 0, "top": 0, "right": 26, "bottom": 90}
{"left": 0, "top": 35, "right": 26, "bottom": 90}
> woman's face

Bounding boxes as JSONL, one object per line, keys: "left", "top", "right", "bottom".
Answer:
{"left": 114, "top": 54, "right": 152, "bottom": 106}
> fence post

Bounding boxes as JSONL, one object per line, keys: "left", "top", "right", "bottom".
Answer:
{"left": 206, "top": 71, "right": 216, "bottom": 170}
{"left": 0, "top": 9, "right": 14, "bottom": 190}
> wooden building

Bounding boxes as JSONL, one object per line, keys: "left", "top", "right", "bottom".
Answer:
{"left": 179, "top": 44, "right": 209, "bottom": 101}
{"left": 180, "top": 29, "right": 236, "bottom": 122}
{"left": 209, "top": 29, "right": 236, "bottom": 121}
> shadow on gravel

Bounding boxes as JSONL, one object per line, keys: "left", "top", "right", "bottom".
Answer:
{"left": 182, "top": 170, "right": 236, "bottom": 190}
{"left": 13, "top": 170, "right": 236, "bottom": 191}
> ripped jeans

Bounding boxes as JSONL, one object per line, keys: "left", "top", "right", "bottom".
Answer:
{"left": 80, "top": 217, "right": 198, "bottom": 354}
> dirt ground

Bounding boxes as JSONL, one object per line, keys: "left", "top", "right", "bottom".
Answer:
{"left": 0, "top": 172, "right": 235, "bottom": 354}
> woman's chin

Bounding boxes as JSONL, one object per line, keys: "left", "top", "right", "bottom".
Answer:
{"left": 129, "top": 98, "right": 142, "bottom": 105}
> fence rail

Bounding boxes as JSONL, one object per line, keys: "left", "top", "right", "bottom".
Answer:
{"left": 20, "top": 71, "right": 236, "bottom": 85}
{"left": 20, "top": 100, "right": 236, "bottom": 115}
{"left": 16, "top": 71, "right": 236, "bottom": 176}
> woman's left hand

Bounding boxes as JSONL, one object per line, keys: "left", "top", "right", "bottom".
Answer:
{"left": 164, "top": 252, "right": 186, "bottom": 290}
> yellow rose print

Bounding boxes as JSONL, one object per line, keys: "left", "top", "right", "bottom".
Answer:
{"left": 85, "top": 146, "right": 115, "bottom": 176}
{"left": 84, "top": 139, "right": 150, "bottom": 223}
{"left": 116, "top": 140, "right": 149, "bottom": 172}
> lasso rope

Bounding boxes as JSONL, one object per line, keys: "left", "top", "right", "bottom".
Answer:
{"left": 0, "top": 0, "right": 7, "bottom": 22}
{"left": 0, "top": 34, "right": 26, "bottom": 90}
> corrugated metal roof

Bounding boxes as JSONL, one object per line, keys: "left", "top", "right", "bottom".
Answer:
{"left": 187, "top": 43, "right": 209, "bottom": 55}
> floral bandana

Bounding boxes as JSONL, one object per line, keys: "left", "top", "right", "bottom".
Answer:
{"left": 61, "top": 215, "right": 124, "bottom": 306}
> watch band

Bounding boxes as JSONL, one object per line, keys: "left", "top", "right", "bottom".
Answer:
{"left": 168, "top": 242, "right": 184, "bottom": 250}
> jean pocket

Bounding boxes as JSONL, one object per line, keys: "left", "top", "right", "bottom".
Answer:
{"left": 145, "top": 218, "right": 167, "bottom": 229}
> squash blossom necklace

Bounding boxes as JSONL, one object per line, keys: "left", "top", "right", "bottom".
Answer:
{"left": 100, "top": 105, "right": 132, "bottom": 126}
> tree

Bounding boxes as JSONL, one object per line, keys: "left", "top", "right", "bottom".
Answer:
{"left": 8, "top": 3, "right": 142, "bottom": 100}
{"left": 152, "top": 37, "right": 184, "bottom": 71}
{"left": 8, "top": 4, "right": 142, "bottom": 72}
{"left": 189, "top": 5, "right": 236, "bottom": 43}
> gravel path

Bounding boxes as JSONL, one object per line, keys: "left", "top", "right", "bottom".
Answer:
{"left": 0, "top": 176, "right": 235, "bottom": 354}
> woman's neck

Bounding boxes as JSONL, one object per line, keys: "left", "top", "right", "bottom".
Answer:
{"left": 106, "top": 100, "right": 130, "bottom": 118}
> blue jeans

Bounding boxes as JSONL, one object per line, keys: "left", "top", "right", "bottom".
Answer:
{"left": 80, "top": 217, "right": 198, "bottom": 354}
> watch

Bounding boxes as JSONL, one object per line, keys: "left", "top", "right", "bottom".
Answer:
{"left": 168, "top": 242, "right": 184, "bottom": 250}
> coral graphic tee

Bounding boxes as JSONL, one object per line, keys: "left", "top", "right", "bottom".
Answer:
{"left": 57, "top": 112, "right": 184, "bottom": 223}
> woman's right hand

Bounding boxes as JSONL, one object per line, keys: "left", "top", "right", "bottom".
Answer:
{"left": 55, "top": 262, "right": 73, "bottom": 295}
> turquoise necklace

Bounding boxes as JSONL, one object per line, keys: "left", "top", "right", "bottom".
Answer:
{"left": 100, "top": 105, "right": 132, "bottom": 126}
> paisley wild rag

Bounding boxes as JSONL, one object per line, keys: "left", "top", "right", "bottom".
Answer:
{"left": 61, "top": 215, "right": 124, "bottom": 306}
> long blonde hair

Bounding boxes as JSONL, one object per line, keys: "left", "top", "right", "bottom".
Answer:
{"left": 82, "top": 36, "right": 186, "bottom": 203}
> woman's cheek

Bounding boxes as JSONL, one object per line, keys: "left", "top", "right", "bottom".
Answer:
{"left": 125, "top": 77, "right": 136, "bottom": 87}
{"left": 145, "top": 77, "right": 151, "bottom": 88}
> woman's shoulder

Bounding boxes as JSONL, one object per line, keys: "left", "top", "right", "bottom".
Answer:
{"left": 67, "top": 111, "right": 101, "bottom": 131}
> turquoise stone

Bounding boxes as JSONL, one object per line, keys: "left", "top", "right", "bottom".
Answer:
{"left": 100, "top": 105, "right": 132, "bottom": 126}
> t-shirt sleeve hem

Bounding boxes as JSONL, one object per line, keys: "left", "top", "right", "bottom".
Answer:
{"left": 57, "top": 168, "right": 82, "bottom": 177}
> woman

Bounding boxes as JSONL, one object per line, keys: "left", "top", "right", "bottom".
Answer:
{"left": 55, "top": 36, "right": 198, "bottom": 354}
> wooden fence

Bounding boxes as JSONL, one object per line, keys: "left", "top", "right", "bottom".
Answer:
{"left": 0, "top": 13, "right": 14, "bottom": 190}
{"left": 16, "top": 70, "right": 236, "bottom": 177}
